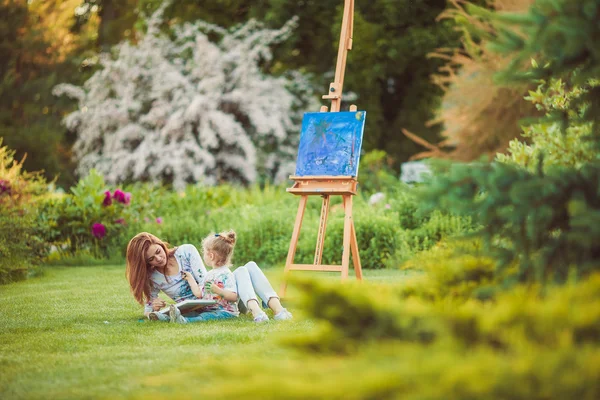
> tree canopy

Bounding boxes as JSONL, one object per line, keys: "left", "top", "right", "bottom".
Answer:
{"left": 2, "top": 0, "right": 492, "bottom": 187}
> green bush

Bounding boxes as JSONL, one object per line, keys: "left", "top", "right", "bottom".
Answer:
{"left": 200, "top": 273, "right": 600, "bottom": 399}
{"left": 0, "top": 140, "right": 49, "bottom": 283}
{"left": 497, "top": 77, "right": 598, "bottom": 171}
{"left": 418, "top": 0, "right": 600, "bottom": 284}
{"left": 357, "top": 150, "right": 400, "bottom": 195}
{"left": 400, "top": 239, "right": 499, "bottom": 301}
{"left": 39, "top": 172, "right": 473, "bottom": 269}
{"left": 286, "top": 271, "right": 600, "bottom": 354}
{"left": 420, "top": 161, "right": 600, "bottom": 282}
{"left": 38, "top": 170, "right": 150, "bottom": 258}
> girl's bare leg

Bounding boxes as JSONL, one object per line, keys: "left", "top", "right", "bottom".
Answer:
{"left": 267, "top": 297, "right": 284, "bottom": 315}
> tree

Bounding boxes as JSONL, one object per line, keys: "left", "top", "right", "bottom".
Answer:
{"left": 72, "top": 0, "right": 139, "bottom": 51}
{"left": 138, "top": 0, "right": 466, "bottom": 168}
{"left": 252, "top": 0, "right": 463, "bottom": 169}
{"left": 496, "top": 78, "right": 597, "bottom": 171}
{"left": 420, "top": 0, "right": 600, "bottom": 282}
{"left": 54, "top": 1, "right": 316, "bottom": 189}
{"left": 0, "top": 0, "right": 96, "bottom": 187}
{"left": 404, "top": 0, "right": 539, "bottom": 161}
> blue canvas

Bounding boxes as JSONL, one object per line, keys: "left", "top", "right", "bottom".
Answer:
{"left": 295, "top": 111, "right": 366, "bottom": 177}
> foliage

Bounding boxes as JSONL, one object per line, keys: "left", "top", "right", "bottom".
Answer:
{"left": 290, "top": 208, "right": 400, "bottom": 270}
{"left": 138, "top": 0, "right": 464, "bottom": 168}
{"left": 0, "top": 0, "right": 97, "bottom": 188}
{"left": 2, "top": 0, "right": 501, "bottom": 190}
{"left": 480, "top": 0, "right": 600, "bottom": 138}
{"left": 406, "top": 0, "right": 538, "bottom": 161}
{"left": 72, "top": 0, "right": 139, "bottom": 51}
{"left": 287, "top": 270, "right": 600, "bottom": 355}
{"left": 38, "top": 170, "right": 149, "bottom": 258}
{"left": 418, "top": 0, "right": 600, "bottom": 284}
{"left": 155, "top": 265, "right": 596, "bottom": 399}
{"left": 36, "top": 170, "right": 472, "bottom": 270}
{"left": 497, "top": 77, "right": 598, "bottom": 171}
{"left": 356, "top": 150, "right": 399, "bottom": 195}
{"left": 400, "top": 239, "right": 502, "bottom": 300}
{"left": 0, "top": 140, "right": 49, "bottom": 284}
{"left": 54, "top": 1, "right": 316, "bottom": 189}
{"left": 256, "top": 0, "right": 462, "bottom": 168}
{"left": 420, "top": 161, "right": 600, "bottom": 282}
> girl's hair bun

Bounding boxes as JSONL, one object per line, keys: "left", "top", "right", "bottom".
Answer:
{"left": 221, "top": 230, "right": 236, "bottom": 245}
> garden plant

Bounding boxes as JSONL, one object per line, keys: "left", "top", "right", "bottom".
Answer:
{"left": 1, "top": 0, "right": 599, "bottom": 398}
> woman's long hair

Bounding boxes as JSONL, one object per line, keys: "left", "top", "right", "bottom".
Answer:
{"left": 126, "top": 232, "right": 176, "bottom": 306}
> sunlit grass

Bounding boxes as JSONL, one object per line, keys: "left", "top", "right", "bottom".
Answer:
{"left": 0, "top": 265, "right": 412, "bottom": 399}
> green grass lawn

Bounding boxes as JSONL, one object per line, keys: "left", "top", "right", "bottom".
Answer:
{"left": 0, "top": 265, "right": 413, "bottom": 399}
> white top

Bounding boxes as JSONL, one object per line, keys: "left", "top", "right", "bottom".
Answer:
{"left": 201, "top": 266, "right": 239, "bottom": 316}
{"left": 144, "top": 244, "right": 207, "bottom": 314}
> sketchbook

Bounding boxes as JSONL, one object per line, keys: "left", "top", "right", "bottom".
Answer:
{"left": 158, "top": 299, "right": 217, "bottom": 315}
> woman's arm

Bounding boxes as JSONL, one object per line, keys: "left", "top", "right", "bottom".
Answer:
{"left": 144, "top": 285, "right": 165, "bottom": 316}
{"left": 179, "top": 244, "right": 208, "bottom": 284}
{"left": 144, "top": 298, "right": 167, "bottom": 317}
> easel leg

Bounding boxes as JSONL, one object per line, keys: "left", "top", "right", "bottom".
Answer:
{"left": 350, "top": 220, "right": 363, "bottom": 280}
{"left": 341, "top": 195, "right": 353, "bottom": 280}
{"left": 280, "top": 195, "right": 308, "bottom": 297}
{"left": 314, "top": 195, "right": 331, "bottom": 265}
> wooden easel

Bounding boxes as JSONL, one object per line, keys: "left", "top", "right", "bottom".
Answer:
{"left": 280, "top": 0, "right": 363, "bottom": 296}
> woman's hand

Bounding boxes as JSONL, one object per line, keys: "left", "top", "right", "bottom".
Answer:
{"left": 151, "top": 298, "right": 166, "bottom": 311}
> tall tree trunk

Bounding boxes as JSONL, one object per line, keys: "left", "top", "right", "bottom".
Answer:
{"left": 97, "top": 0, "right": 116, "bottom": 52}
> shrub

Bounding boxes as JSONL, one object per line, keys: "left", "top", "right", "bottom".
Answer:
{"left": 417, "top": 0, "right": 600, "bottom": 284}
{"left": 497, "top": 77, "right": 598, "bottom": 171}
{"left": 400, "top": 239, "right": 502, "bottom": 300}
{"left": 0, "top": 140, "right": 49, "bottom": 283}
{"left": 406, "top": 0, "right": 538, "bottom": 162}
{"left": 357, "top": 150, "right": 399, "bottom": 195}
{"left": 291, "top": 208, "right": 400, "bottom": 270}
{"left": 41, "top": 172, "right": 473, "bottom": 269}
{"left": 246, "top": 272, "right": 600, "bottom": 399}
{"left": 38, "top": 170, "right": 149, "bottom": 258}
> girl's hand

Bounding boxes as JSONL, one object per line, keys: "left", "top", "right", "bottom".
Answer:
{"left": 151, "top": 298, "right": 166, "bottom": 311}
{"left": 181, "top": 271, "right": 194, "bottom": 281}
{"left": 205, "top": 282, "right": 222, "bottom": 295}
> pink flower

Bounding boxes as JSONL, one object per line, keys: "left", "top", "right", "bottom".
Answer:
{"left": 113, "top": 189, "right": 126, "bottom": 204}
{"left": 156, "top": 217, "right": 163, "bottom": 224}
{"left": 385, "top": 204, "right": 391, "bottom": 209}
{"left": 115, "top": 218, "right": 126, "bottom": 225}
{"left": 123, "top": 192, "right": 132, "bottom": 205}
{"left": 102, "top": 191, "right": 112, "bottom": 206}
{"left": 91, "top": 223, "right": 107, "bottom": 239}
{"left": 0, "top": 180, "right": 10, "bottom": 194}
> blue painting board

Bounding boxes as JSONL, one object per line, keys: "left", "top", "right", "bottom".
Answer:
{"left": 295, "top": 111, "right": 366, "bottom": 177}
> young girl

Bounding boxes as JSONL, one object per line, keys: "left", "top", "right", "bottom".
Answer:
{"left": 170, "top": 230, "right": 240, "bottom": 324}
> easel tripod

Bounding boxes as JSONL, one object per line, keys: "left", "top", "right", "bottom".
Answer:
{"left": 280, "top": 0, "right": 363, "bottom": 296}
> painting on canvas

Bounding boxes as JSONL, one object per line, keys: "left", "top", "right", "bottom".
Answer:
{"left": 295, "top": 111, "right": 366, "bottom": 177}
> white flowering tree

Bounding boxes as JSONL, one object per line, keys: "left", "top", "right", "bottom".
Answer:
{"left": 54, "top": 1, "right": 316, "bottom": 188}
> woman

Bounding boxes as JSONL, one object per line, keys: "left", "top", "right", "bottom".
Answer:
{"left": 125, "top": 232, "right": 293, "bottom": 323}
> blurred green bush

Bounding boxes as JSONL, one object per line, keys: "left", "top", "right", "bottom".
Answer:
{"left": 0, "top": 140, "right": 49, "bottom": 283}
{"left": 169, "top": 265, "right": 600, "bottom": 399}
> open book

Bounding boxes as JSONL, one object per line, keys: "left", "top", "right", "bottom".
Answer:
{"left": 158, "top": 299, "right": 217, "bottom": 315}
